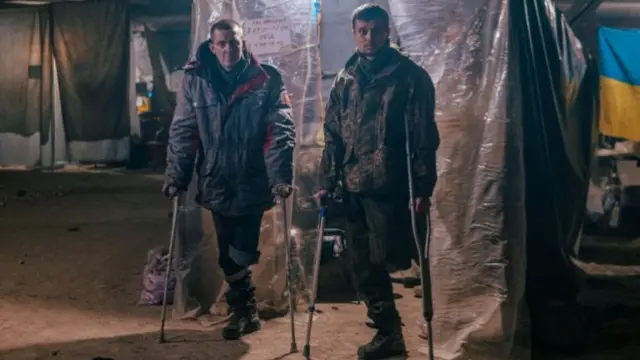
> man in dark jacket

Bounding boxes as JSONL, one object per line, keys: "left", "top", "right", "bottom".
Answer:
{"left": 162, "top": 19, "right": 296, "bottom": 340}
{"left": 316, "top": 4, "right": 439, "bottom": 359}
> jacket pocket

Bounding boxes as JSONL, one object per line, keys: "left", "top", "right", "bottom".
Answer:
{"left": 193, "top": 92, "right": 220, "bottom": 134}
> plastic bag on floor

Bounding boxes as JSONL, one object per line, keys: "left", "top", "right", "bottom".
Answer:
{"left": 138, "top": 246, "right": 176, "bottom": 305}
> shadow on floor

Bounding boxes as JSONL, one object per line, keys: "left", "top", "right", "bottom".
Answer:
{"left": 0, "top": 330, "right": 250, "bottom": 360}
{"left": 531, "top": 270, "right": 640, "bottom": 359}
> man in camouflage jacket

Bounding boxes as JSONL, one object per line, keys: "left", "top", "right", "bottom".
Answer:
{"left": 162, "top": 19, "right": 295, "bottom": 340}
{"left": 317, "top": 4, "right": 439, "bottom": 359}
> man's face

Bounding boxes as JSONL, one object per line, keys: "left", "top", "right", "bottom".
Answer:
{"left": 353, "top": 19, "right": 389, "bottom": 56}
{"left": 210, "top": 28, "right": 243, "bottom": 70}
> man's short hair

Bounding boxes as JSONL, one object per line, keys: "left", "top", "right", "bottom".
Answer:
{"left": 210, "top": 18, "right": 243, "bottom": 38}
{"left": 351, "top": 4, "right": 390, "bottom": 29}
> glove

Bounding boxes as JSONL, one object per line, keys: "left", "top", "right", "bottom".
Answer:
{"left": 313, "top": 189, "right": 331, "bottom": 206}
{"left": 272, "top": 183, "right": 293, "bottom": 199}
{"left": 314, "top": 189, "right": 330, "bottom": 200}
{"left": 161, "top": 184, "right": 180, "bottom": 199}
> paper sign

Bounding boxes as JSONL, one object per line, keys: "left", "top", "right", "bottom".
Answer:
{"left": 244, "top": 18, "right": 292, "bottom": 56}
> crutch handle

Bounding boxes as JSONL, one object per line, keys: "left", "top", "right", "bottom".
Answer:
{"left": 318, "top": 193, "right": 329, "bottom": 207}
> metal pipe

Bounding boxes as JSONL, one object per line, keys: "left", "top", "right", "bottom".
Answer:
{"left": 558, "top": 0, "right": 640, "bottom": 17}
{"left": 49, "top": 4, "right": 55, "bottom": 171}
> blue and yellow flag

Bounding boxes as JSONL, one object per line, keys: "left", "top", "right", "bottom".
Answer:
{"left": 599, "top": 27, "right": 640, "bottom": 141}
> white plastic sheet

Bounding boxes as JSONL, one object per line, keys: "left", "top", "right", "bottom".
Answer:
{"left": 180, "top": 4, "right": 596, "bottom": 360}
{"left": 390, "top": 2, "right": 528, "bottom": 359}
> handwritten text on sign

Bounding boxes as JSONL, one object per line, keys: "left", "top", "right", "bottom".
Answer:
{"left": 244, "top": 18, "right": 292, "bottom": 56}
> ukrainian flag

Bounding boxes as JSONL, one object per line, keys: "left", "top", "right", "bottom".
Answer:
{"left": 599, "top": 27, "right": 640, "bottom": 141}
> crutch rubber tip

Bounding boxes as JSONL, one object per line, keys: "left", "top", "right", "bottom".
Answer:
{"left": 157, "top": 336, "right": 165, "bottom": 344}
{"left": 290, "top": 343, "right": 298, "bottom": 353}
{"left": 302, "top": 344, "right": 311, "bottom": 358}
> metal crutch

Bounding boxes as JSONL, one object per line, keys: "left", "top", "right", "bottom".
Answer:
{"left": 158, "top": 194, "right": 180, "bottom": 344}
{"left": 405, "top": 116, "right": 435, "bottom": 360}
{"left": 280, "top": 196, "right": 298, "bottom": 353}
{"left": 302, "top": 193, "right": 328, "bottom": 359}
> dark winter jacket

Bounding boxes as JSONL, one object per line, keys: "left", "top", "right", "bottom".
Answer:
{"left": 165, "top": 42, "right": 295, "bottom": 215}
{"left": 319, "top": 46, "right": 439, "bottom": 197}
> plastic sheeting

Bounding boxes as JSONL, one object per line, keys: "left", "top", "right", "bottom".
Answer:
{"left": 390, "top": 0, "right": 595, "bottom": 358}
{"left": 390, "top": 2, "right": 528, "bottom": 358}
{"left": 176, "top": 2, "right": 597, "bottom": 359}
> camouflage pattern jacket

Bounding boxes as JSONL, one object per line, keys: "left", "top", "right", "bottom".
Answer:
{"left": 165, "top": 42, "right": 295, "bottom": 215}
{"left": 319, "top": 46, "right": 439, "bottom": 197}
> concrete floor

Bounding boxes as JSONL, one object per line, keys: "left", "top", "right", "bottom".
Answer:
{"left": 0, "top": 169, "right": 639, "bottom": 360}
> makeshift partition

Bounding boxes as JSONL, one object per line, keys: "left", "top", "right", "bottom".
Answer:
{"left": 175, "top": 2, "right": 597, "bottom": 360}
{"left": 0, "top": 0, "right": 134, "bottom": 167}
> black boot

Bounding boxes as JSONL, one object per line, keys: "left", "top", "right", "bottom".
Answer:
{"left": 356, "top": 264, "right": 406, "bottom": 359}
{"left": 222, "top": 277, "right": 261, "bottom": 340}
{"left": 222, "top": 298, "right": 261, "bottom": 340}
{"left": 358, "top": 308, "right": 406, "bottom": 359}
{"left": 358, "top": 328, "right": 406, "bottom": 360}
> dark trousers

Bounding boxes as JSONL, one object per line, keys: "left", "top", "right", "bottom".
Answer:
{"left": 212, "top": 211, "right": 263, "bottom": 307}
{"left": 344, "top": 192, "right": 410, "bottom": 333}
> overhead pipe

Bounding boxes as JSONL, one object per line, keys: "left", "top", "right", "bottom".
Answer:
{"left": 558, "top": 0, "right": 640, "bottom": 17}
{"left": 132, "top": 14, "right": 191, "bottom": 32}
{"left": 565, "top": 0, "right": 604, "bottom": 25}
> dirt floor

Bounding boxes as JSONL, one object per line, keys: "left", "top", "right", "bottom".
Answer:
{"left": 1, "top": 168, "right": 639, "bottom": 360}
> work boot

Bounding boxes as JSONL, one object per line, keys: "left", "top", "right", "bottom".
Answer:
{"left": 357, "top": 330, "right": 406, "bottom": 360}
{"left": 359, "top": 310, "right": 406, "bottom": 360}
{"left": 221, "top": 300, "right": 261, "bottom": 340}
{"left": 222, "top": 278, "right": 261, "bottom": 340}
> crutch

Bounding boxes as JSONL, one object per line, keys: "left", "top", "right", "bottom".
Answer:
{"left": 279, "top": 195, "right": 298, "bottom": 353}
{"left": 158, "top": 194, "right": 180, "bottom": 344}
{"left": 302, "top": 193, "right": 328, "bottom": 359}
{"left": 405, "top": 117, "right": 435, "bottom": 360}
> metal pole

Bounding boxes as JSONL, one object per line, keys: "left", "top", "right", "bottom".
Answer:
{"left": 405, "top": 113, "right": 435, "bottom": 360}
{"left": 49, "top": 5, "right": 55, "bottom": 171}
{"left": 158, "top": 195, "right": 180, "bottom": 343}
{"left": 302, "top": 195, "right": 327, "bottom": 359}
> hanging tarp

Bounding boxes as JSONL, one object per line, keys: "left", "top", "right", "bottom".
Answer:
{"left": 0, "top": 8, "right": 41, "bottom": 138}
{"left": 389, "top": 1, "right": 529, "bottom": 358}
{"left": 390, "top": 0, "right": 596, "bottom": 358}
{"left": 598, "top": 27, "right": 640, "bottom": 142}
{"left": 0, "top": 7, "right": 52, "bottom": 167}
{"left": 513, "top": 0, "right": 596, "bottom": 303}
{"left": 174, "top": 3, "right": 597, "bottom": 357}
{"left": 51, "top": 0, "right": 130, "bottom": 161}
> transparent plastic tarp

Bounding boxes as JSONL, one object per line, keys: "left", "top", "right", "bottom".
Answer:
{"left": 389, "top": 0, "right": 595, "bottom": 358}
{"left": 177, "top": 2, "right": 596, "bottom": 359}
{"left": 390, "top": 1, "right": 528, "bottom": 358}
